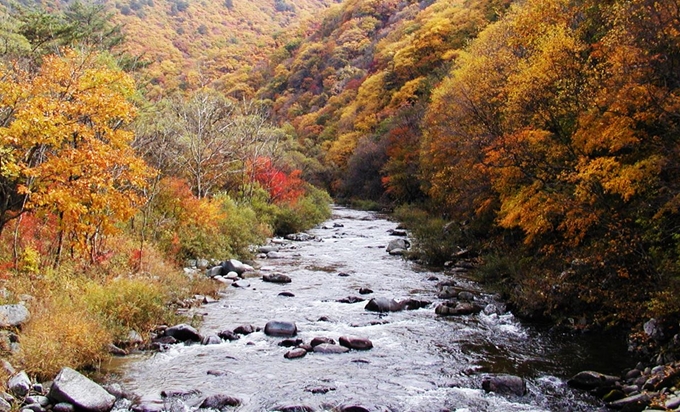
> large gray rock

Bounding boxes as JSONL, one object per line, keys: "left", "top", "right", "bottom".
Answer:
{"left": 435, "top": 302, "right": 482, "bottom": 316}
{"left": 262, "top": 273, "right": 292, "bottom": 283}
{"left": 0, "top": 304, "right": 30, "bottom": 328}
{"left": 313, "top": 343, "right": 349, "bottom": 354}
{"left": 482, "top": 374, "right": 526, "bottom": 396}
{"left": 199, "top": 394, "right": 240, "bottom": 408}
{"left": 8, "top": 371, "right": 31, "bottom": 397}
{"left": 607, "top": 392, "right": 651, "bottom": 411}
{"left": 264, "top": 321, "right": 297, "bottom": 337}
{"left": 48, "top": 368, "right": 115, "bottom": 412}
{"left": 364, "top": 297, "right": 405, "bottom": 312}
{"left": 339, "top": 336, "right": 373, "bottom": 350}
{"left": 285, "top": 233, "right": 315, "bottom": 242}
{"left": 284, "top": 348, "right": 307, "bottom": 359}
{"left": 386, "top": 239, "right": 410, "bottom": 255}
{"left": 164, "top": 324, "right": 201, "bottom": 342}
{"left": 233, "top": 324, "right": 256, "bottom": 335}
{"left": 221, "top": 259, "right": 253, "bottom": 276}
{"left": 568, "top": 370, "right": 619, "bottom": 390}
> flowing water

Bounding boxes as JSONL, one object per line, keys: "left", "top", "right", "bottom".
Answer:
{"left": 109, "top": 207, "right": 634, "bottom": 412}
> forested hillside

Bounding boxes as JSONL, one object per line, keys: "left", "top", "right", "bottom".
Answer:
{"left": 250, "top": 0, "right": 680, "bottom": 341}
{"left": 1, "top": 0, "right": 338, "bottom": 97}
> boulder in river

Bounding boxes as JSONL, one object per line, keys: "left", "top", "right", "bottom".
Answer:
{"left": 568, "top": 370, "right": 620, "bottom": 390}
{"left": 284, "top": 348, "right": 308, "bottom": 359}
{"left": 403, "top": 298, "right": 431, "bottom": 310}
{"left": 199, "top": 394, "right": 241, "bottom": 408}
{"left": 313, "top": 343, "right": 349, "bottom": 354}
{"left": 267, "top": 251, "right": 285, "bottom": 259}
{"left": 285, "top": 233, "right": 315, "bottom": 242}
{"left": 217, "top": 330, "right": 240, "bottom": 341}
{"left": 310, "top": 337, "right": 335, "bottom": 347}
{"left": 435, "top": 301, "right": 482, "bottom": 316}
{"left": 607, "top": 392, "right": 651, "bottom": 411}
{"left": 165, "top": 324, "right": 201, "bottom": 342}
{"left": 262, "top": 273, "right": 292, "bottom": 283}
{"left": 339, "top": 406, "right": 370, "bottom": 412}
{"left": 264, "top": 320, "right": 297, "bottom": 337}
{"left": 358, "top": 288, "right": 373, "bottom": 295}
{"left": 482, "top": 374, "right": 527, "bottom": 396}
{"left": 221, "top": 259, "right": 253, "bottom": 276}
{"left": 336, "top": 296, "right": 365, "bottom": 304}
{"left": 364, "top": 297, "right": 405, "bottom": 312}
{"left": 201, "top": 334, "right": 221, "bottom": 345}
{"left": 339, "top": 336, "right": 373, "bottom": 350}
{"left": 386, "top": 239, "right": 410, "bottom": 255}
{"left": 276, "top": 406, "right": 314, "bottom": 412}
{"left": 48, "top": 367, "right": 116, "bottom": 412}
{"left": 233, "top": 324, "right": 256, "bottom": 335}
{"left": 278, "top": 338, "right": 303, "bottom": 347}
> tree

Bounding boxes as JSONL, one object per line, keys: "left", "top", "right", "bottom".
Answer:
{"left": 0, "top": 50, "right": 152, "bottom": 263}
{"left": 158, "top": 91, "right": 282, "bottom": 199}
{"left": 165, "top": 90, "right": 236, "bottom": 198}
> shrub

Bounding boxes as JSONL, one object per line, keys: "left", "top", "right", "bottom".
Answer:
{"left": 14, "top": 295, "right": 111, "bottom": 381}
{"left": 273, "top": 184, "right": 331, "bottom": 235}
{"left": 84, "top": 277, "right": 168, "bottom": 342}
{"left": 393, "top": 205, "right": 463, "bottom": 265}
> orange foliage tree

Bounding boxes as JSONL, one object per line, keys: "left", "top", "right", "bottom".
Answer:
{"left": 422, "top": 0, "right": 680, "bottom": 323}
{"left": 251, "top": 157, "right": 305, "bottom": 204}
{"left": 0, "top": 49, "right": 153, "bottom": 264}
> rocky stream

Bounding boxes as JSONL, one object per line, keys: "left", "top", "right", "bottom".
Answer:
{"left": 100, "top": 206, "right": 644, "bottom": 412}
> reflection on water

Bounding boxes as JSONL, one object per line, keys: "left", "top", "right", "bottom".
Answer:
{"left": 108, "top": 207, "right": 631, "bottom": 411}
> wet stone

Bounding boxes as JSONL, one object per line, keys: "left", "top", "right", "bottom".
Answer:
{"left": 217, "top": 330, "right": 240, "bottom": 341}
{"left": 338, "top": 406, "right": 370, "bottom": 412}
{"left": 336, "top": 296, "right": 365, "bottom": 304}
{"left": 199, "top": 394, "right": 240, "bottom": 408}
{"left": 263, "top": 273, "right": 292, "bottom": 283}
{"left": 364, "top": 297, "right": 404, "bottom": 312}
{"left": 164, "top": 324, "right": 201, "bottom": 342}
{"left": 482, "top": 374, "right": 527, "bottom": 397}
{"left": 313, "top": 343, "right": 349, "bottom": 354}
{"left": 284, "top": 348, "right": 308, "bottom": 359}
{"left": 277, "top": 406, "right": 314, "bottom": 412}
{"left": 310, "top": 337, "right": 335, "bottom": 347}
{"left": 339, "top": 336, "right": 373, "bottom": 350}
{"left": 305, "top": 386, "right": 335, "bottom": 394}
{"left": 568, "top": 371, "right": 620, "bottom": 390}
{"left": 279, "top": 338, "right": 304, "bottom": 347}
{"left": 264, "top": 321, "right": 297, "bottom": 337}
{"left": 233, "top": 324, "right": 256, "bottom": 335}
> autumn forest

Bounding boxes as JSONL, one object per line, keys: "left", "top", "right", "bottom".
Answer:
{"left": 1, "top": 0, "right": 680, "bottom": 379}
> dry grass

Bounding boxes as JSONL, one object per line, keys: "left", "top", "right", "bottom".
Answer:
{"left": 1, "top": 236, "right": 224, "bottom": 382}
{"left": 14, "top": 295, "right": 112, "bottom": 381}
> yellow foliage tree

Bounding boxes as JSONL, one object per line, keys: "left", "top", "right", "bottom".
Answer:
{"left": 0, "top": 49, "right": 153, "bottom": 263}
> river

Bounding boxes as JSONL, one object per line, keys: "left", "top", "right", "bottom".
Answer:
{"left": 109, "top": 206, "right": 634, "bottom": 411}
